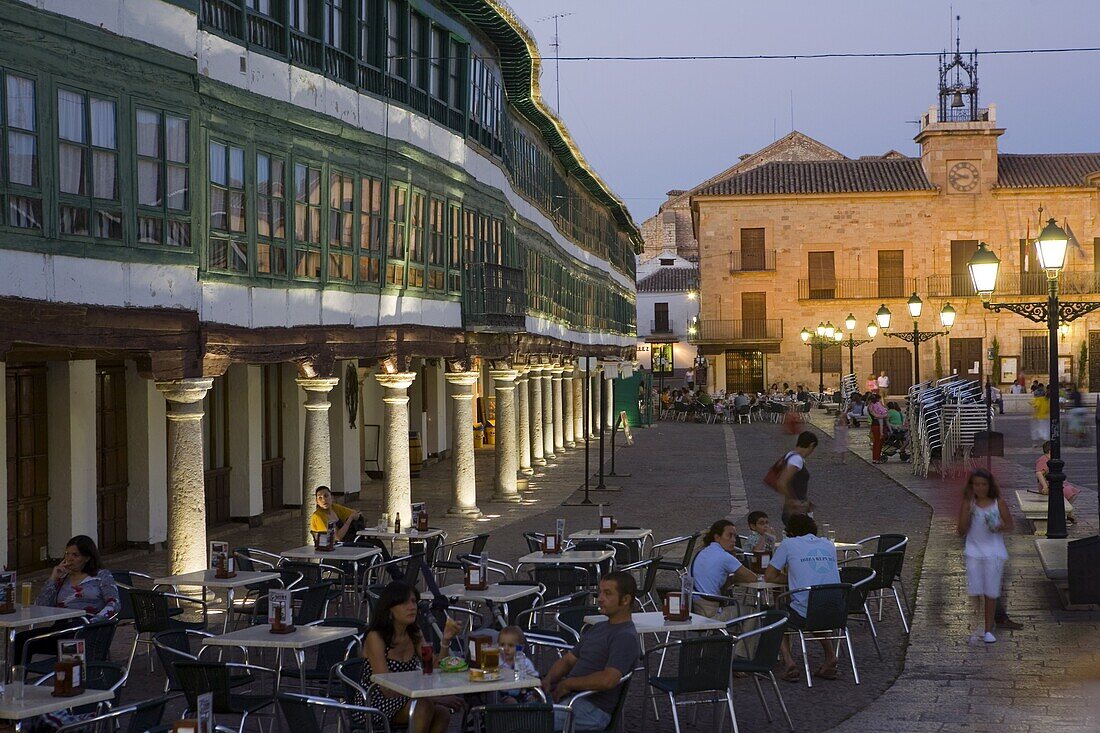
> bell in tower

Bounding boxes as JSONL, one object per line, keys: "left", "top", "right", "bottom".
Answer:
{"left": 938, "top": 16, "right": 981, "bottom": 122}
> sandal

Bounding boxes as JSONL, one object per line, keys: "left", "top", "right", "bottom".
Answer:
{"left": 780, "top": 667, "right": 801, "bottom": 683}
{"left": 813, "top": 665, "right": 838, "bottom": 680}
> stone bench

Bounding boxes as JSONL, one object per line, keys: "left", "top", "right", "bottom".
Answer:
{"left": 1034, "top": 538, "right": 1068, "bottom": 581}
{"left": 1014, "top": 490, "right": 1074, "bottom": 521}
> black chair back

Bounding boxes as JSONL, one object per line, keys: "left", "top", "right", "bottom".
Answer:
{"left": 125, "top": 696, "right": 171, "bottom": 733}
{"left": 839, "top": 567, "right": 876, "bottom": 612}
{"left": 606, "top": 673, "right": 634, "bottom": 730}
{"left": 875, "top": 534, "right": 908, "bottom": 554}
{"left": 313, "top": 617, "right": 367, "bottom": 673}
{"left": 868, "top": 552, "right": 904, "bottom": 592}
{"left": 556, "top": 605, "right": 599, "bottom": 642}
{"left": 282, "top": 561, "right": 325, "bottom": 586}
{"left": 277, "top": 693, "right": 325, "bottom": 733}
{"left": 295, "top": 581, "right": 334, "bottom": 624}
{"left": 111, "top": 571, "right": 139, "bottom": 621}
{"left": 481, "top": 703, "right": 555, "bottom": 733}
{"left": 801, "top": 583, "right": 852, "bottom": 631}
{"left": 675, "top": 636, "right": 735, "bottom": 694}
{"left": 335, "top": 657, "right": 365, "bottom": 701}
{"left": 175, "top": 661, "right": 232, "bottom": 713}
{"left": 129, "top": 589, "right": 175, "bottom": 634}
{"left": 498, "top": 581, "right": 544, "bottom": 627}
{"left": 80, "top": 617, "right": 119, "bottom": 661}
{"left": 152, "top": 629, "right": 195, "bottom": 690}
{"left": 523, "top": 532, "right": 545, "bottom": 554}
{"left": 531, "top": 566, "right": 591, "bottom": 600}
{"left": 233, "top": 550, "right": 257, "bottom": 572}
{"left": 84, "top": 661, "right": 127, "bottom": 691}
{"left": 742, "top": 610, "right": 789, "bottom": 669}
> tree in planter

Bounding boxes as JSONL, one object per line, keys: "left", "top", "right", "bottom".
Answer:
{"left": 991, "top": 336, "right": 1001, "bottom": 384}
{"left": 934, "top": 340, "right": 944, "bottom": 380}
{"left": 1079, "top": 340, "right": 1089, "bottom": 390}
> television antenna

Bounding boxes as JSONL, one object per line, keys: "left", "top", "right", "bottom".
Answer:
{"left": 538, "top": 12, "right": 574, "bottom": 111}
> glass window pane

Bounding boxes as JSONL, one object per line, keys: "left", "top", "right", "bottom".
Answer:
{"left": 295, "top": 164, "right": 307, "bottom": 202}
{"left": 90, "top": 98, "right": 116, "bottom": 149}
{"left": 229, "top": 191, "right": 245, "bottom": 231}
{"left": 209, "top": 142, "right": 227, "bottom": 185}
{"left": 138, "top": 216, "right": 162, "bottom": 244}
{"left": 168, "top": 221, "right": 190, "bottom": 248}
{"left": 7, "top": 132, "right": 37, "bottom": 186}
{"left": 57, "top": 89, "right": 85, "bottom": 143}
{"left": 8, "top": 196, "right": 41, "bottom": 229}
{"left": 273, "top": 201, "right": 285, "bottom": 238}
{"left": 271, "top": 158, "right": 284, "bottom": 197}
{"left": 211, "top": 188, "right": 227, "bottom": 229}
{"left": 95, "top": 210, "right": 122, "bottom": 239}
{"left": 257, "top": 153, "right": 270, "bottom": 196}
{"left": 166, "top": 116, "right": 188, "bottom": 163}
{"left": 229, "top": 146, "right": 244, "bottom": 188}
{"left": 136, "top": 109, "right": 160, "bottom": 157}
{"left": 58, "top": 143, "right": 85, "bottom": 194}
{"left": 6, "top": 76, "right": 35, "bottom": 131}
{"left": 308, "top": 168, "right": 320, "bottom": 204}
{"left": 59, "top": 205, "right": 88, "bottom": 235}
{"left": 167, "top": 165, "right": 188, "bottom": 210}
{"left": 92, "top": 150, "right": 117, "bottom": 200}
{"left": 137, "top": 159, "right": 161, "bottom": 206}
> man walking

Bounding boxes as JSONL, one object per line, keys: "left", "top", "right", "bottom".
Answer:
{"left": 877, "top": 371, "right": 890, "bottom": 399}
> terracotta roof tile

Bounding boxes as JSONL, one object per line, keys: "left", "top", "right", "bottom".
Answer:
{"left": 696, "top": 158, "right": 935, "bottom": 196}
{"left": 636, "top": 268, "right": 697, "bottom": 292}
{"left": 995, "top": 153, "right": 1100, "bottom": 188}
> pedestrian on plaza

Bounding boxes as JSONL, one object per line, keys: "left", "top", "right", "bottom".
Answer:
{"left": 865, "top": 373, "right": 878, "bottom": 395}
{"left": 957, "top": 469, "right": 1012, "bottom": 644}
{"left": 987, "top": 379, "right": 1004, "bottom": 414}
{"left": 832, "top": 412, "right": 849, "bottom": 464}
{"left": 877, "top": 371, "right": 890, "bottom": 399}
{"left": 686, "top": 368, "right": 695, "bottom": 390}
{"left": 1035, "top": 440, "right": 1082, "bottom": 505}
{"left": 1030, "top": 386, "right": 1050, "bottom": 445}
{"left": 775, "top": 431, "right": 819, "bottom": 524}
{"left": 868, "top": 393, "right": 889, "bottom": 463}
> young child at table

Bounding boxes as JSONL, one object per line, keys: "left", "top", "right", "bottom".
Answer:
{"left": 745, "top": 511, "right": 777, "bottom": 553}
{"left": 498, "top": 626, "right": 539, "bottom": 703}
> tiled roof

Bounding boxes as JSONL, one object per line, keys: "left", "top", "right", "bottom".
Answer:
{"left": 996, "top": 153, "right": 1100, "bottom": 188}
{"left": 696, "top": 158, "right": 935, "bottom": 196}
{"left": 637, "top": 268, "right": 697, "bottom": 292}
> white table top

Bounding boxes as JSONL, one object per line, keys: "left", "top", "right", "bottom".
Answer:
{"left": 833, "top": 542, "right": 863, "bottom": 552}
{"left": 431, "top": 584, "right": 541, "bottom": 603}
{"left": 202, "top": 624, "right": 357, "bottom": 650}
{"left": 356, "top": 528, "right": 445, "bottom": 541}
{"left": 583, "top": 611, "right": 726, "bottom": 635}
{"left": 154, "top": 569, "right": 281, "bottom": 589}
{"left": 734, "top": 581, "right": 786, "bottom": 591}
{"left": 0, "top": 685, "right": 113, "bottom": 720}
{"left": 518, "top": 550, "right": 614, "bottom": 565}
{"left": 372, "top": 669, "right": 542, "bottom": 698}
{"left": 569, "top": 529, "right": 652, "bottom": 541}
{"left": 0, "top": 605, "right": 86, "bottom": 629}
{"left": 281, "top": 545, "right": 382, "bottom": 562}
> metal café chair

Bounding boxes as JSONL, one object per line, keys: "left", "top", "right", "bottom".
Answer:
{"left": 643, "top": 637, "right": 738, "bottom": 733}
{"left": 564, "top": 672, "right": 633, "bottom": 733}
{"left": 175, "top": 660, "right": 280, "bottom": 733}
{"left": 54, "top": 695, "right": 171, "bottom": 733}
{"left": 777, "top": 583, "right": 859, "bottom": 688}
{"left": 277, "top": 692, "right": 391, "bottom": 733}
{"left": 838, "top": 566, "right": 882, "bottom": 660}
{"left": 726, "top": 610, "right": 794, "bottom": 731}
{"left": 471, "top": 703, "right": 573, "bottom": 733}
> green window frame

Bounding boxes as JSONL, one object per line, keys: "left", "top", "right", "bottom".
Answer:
{"left": 462, "top": 207, "right": 476, "bottom": 267}
{"left": 135, "top": 107, "right": 191, "bottom": 248}
{"left": 57, "top": 86, "right": 121, "bottom": 240}
{"left": 406, "top": 188, "right": 425, "bottom": 288}
{"left": 384, "top": 181, "right": 407, "bottom": 286}
{"left": 208, "top": 139, "right": 248, "bottom": 272}
{"left": 447, "top": 201, "right": 462, "bottom": 293}
{"left": 427, "top": 196, "right": 445, "bottom": 291}
{"left": 447, "top": 36, "right": 466, "bottom": 111}
{"left": 385, "top": 0, "right": 407, "bottom": 79}
{"left": 293, "top": 160, "right": 322, "bottom": 279}
{"left": 328, "top": 170, "right": 354, "bottom": 282}
{"left": 409, "top": 11, "right": 428, "bottom": 91}
{"left": 359, "top": 174, "right": 383, "bottom": 285}
{"left": 358, "top": 0, "right": 383, "bottom": 69}
{"left": 0, "top": 71, "right": 41, "bottom": 230}
{"left": 256, "top": 150, "right": 287, "bottom": 276}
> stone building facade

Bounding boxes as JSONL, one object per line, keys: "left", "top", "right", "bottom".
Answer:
{"left": 0, "top": 0, "right": 638, "bottom": 572}
{"left": 689, "top": 98, "right": 1100, "bottom": 395}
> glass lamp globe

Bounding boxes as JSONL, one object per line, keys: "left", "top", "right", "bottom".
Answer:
{"left": 967, "top": 241, "right": 1001, "bottom": 298}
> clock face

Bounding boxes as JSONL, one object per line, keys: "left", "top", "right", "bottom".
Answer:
{"left": 948, "top": 161, "right": 980, "bottom": 192}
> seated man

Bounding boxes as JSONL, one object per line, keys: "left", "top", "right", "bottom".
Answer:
{"left": 544, "top": 572, "right": 640, "bottom": 731}
{"left": 846, "top": 398, "right": 866, "bottom": 427}
{"left": 690, "top": 519, "right": 758, "bottom": 617}
{"left": 765, "top": 514, "right": 842, "bottom": 682}
{"left": 733, "top": 391, "right": 750, "bottom": 408}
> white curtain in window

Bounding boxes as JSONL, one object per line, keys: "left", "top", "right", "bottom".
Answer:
{"left": 92, "top": 150, "right": 117, "bottom": 200}
{"left": 136, "top": 109, "right": 159, "bottom": 157}
{"left": 58, "top": 143, "right": 84, "bottom": 195}
{"left": 6, "top": 76, "right": 35, "bottom": 130}
{"left": 90, "top": 98, "right": 116, "bottom": 149}
{"left": 7, "top": 132, "right": 36, "bottom": 186}
{"left": 57, "top": 90, "right": 84, "bottom": 142}
{"left": 138, "top": 160, "right": 161, "bottom": 206}
{"left": 166, "top": 117, "right": 188, "bottom": 163}
{"left": 167, "top": 166, "right": 188, "bottom": 210}
{"left": 209, "top": 142, "right": 227, "bottom": 185}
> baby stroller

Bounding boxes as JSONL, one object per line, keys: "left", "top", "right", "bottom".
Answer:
{"left": 880, "top": 427, "right": 911, "bottom": 462}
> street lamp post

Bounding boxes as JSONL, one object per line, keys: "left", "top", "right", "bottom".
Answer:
{"left": 801, "top": 321, "right": 839, "bottom": 396}
{"left": 967, "top": 222, "right": 1100, "bottom": 539}
{"left": 841, "top": 312, "right": 876, "bottom": 377}
{"left": 878, "top": 295, "right": 955, "bottom": 385}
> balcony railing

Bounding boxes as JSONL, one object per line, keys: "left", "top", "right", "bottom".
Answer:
{"left": 926, "top": 272, "right": 1100, "bottom": 297}
{"left": 649, "top": 319, "right": 674, "bottom": 335}
{"left": 688, "top": 319, "right": 783, "bottom": 343}
{"left": 925, "top": 273, "right": 975, "bottom": 297}
{"left": 729, "top": 250, "right": 776, "bottom": 272}
{"left": 797, "top": 278, "right": 916, "bottom": 300}
{"left": 463, "top": 263, "right": 526, "bottom": 331}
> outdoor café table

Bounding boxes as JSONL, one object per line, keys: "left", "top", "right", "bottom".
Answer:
{"left": 155, "top": 569, "right": 280, "bottom": 634}
{"left": 734, "top": 579, "right": 787, "bottom": 609}
{"left": 201, "top": 623, "right": 357, "bottom": 692}
{"left": 280, "top": 544, "right": 382, "bottom": 613}
{"left": 371, "top": 668, "right": 545, "bottom": 718}
{"left": 0, "top": 606, "right": 87, "bottom": 682}
{"left": 568, "top": 528, "right": 653, "bottom": 557}
{"left": 0, "top": 684, "right": 113, "bottom": 732}
{"left": 427, "top": 584, "right": 541, "bottom": 628}
{"left": 582, "top": 611, "right": 726, "bottom": 636}
{"left": 517, "top": 550, "right": 616, "bottom": 581}
{"left": 356, "top": 527, "right": 445, "bottom": 555}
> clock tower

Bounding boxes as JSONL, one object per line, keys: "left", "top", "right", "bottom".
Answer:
{"left": 915, "top": 27, "right": 1002, "bottom": 195}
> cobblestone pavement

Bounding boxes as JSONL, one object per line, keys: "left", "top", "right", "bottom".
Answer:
{"left": 808, "top": 411, "right": 1100, "bottom": 733}
{"left": 20, "top": 414, "right": 1098, "bottom": 731}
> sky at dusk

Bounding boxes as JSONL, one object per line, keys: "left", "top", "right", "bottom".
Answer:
{"left": 504, "top": 0, "right": 1100, "bottom": 222}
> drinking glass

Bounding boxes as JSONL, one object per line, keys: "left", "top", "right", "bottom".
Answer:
{"left": 828, "top": 529, "right": 837, "bottom": 542}
{"left": 20, "top": 582, "right": 31, "bottom": 606}
{"left": 480, "top": 645, "right": 500, "bottom": 672}
{"left": 821, "top": 523, "right": 830, "bottom": 538}
{"left": 12, "top": 666, "right": 24, "bottom": 700}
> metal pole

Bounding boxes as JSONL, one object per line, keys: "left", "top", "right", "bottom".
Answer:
{"left": 582, "top": 357, "right": 592, "bottom": 505}
{"left": 817, "top": 344, "right": 825, "bottom": 395}
{"left": 597, "top": 369, "right": 607, "bottom": 491}
{"left": 1046, "top": 278, "right": 1068, "bottom": 538}
{"left": 985, "top": 377, "right": 993, "bottom": 473}
{"left": 913, "top": 322, "right": 921, "bottom": 385}
{"left": 1094, "top": 397, "right": 1099, "bottom": 530}
{"left": 848, "top": 337, "right": 855, "bottom": 377}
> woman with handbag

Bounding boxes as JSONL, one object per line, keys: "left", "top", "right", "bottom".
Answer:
{"left": 765, "top": 431, "right": 819, "bottom": 525}
{"left": 868, "top": 393, "right": 889, "bottom": 463}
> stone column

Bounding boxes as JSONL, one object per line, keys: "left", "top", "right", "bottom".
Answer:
{"left": 227, "top": 364, "right": 263, "bottom": 523}
{"left": 490, "top": 369, "right": 521, "bottom": 501}
{"left": 562, "top": 366, "right": 576, "bottom": 447}
{"left": 572, "top": 365, "right": 585, "bottom": 443}
{"left": 603, "top": 366, "right": 616, "bottom": 430}
{"left": 296, "top": 377, "right": 339, "bottom": 542}
{"left": 445, "top": 372, "right": 481, "bottom": 516}
{"left": 590, "top": 369, "right": 601, "bottom": 436}
{"left": 46, "top": 360, "right": 98, "bottom": 555}
{"left": 541, "top": 365, "right": 555, "bottom": 460}
{"left": 515, "top": 367, "right": 533, "bottom": 474}
{"left": 375, "top": 372, "right": 417, "bottom": 525}
{"left": 157, "top": 378, "right": 213, "bottom": 575}
{"left": 550, "top": 365, "right": 565, "bottom": 453}
{"left": 529, "top": 366, "right": 546, "bottom": 466}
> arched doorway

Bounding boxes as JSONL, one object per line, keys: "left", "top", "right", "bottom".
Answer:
{"left": 873, "top": 347, "right": 913, "bottom": 394}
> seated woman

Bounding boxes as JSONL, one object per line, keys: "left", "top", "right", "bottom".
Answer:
{"left": 310, "top": 485, "right": 363, "bottom": 542}
{"left": 886, "top": 401, "right": 906, "bottom": 432}
{"left": 690, "top": 520, "right": 757, "bottom": 618}
{"left": 846, "top": 397, "right": 866, "bottom": 427}
{"left": 355, "top": 581, "right": 463, "bottom": 732}
{"left": 1035, "top": 441, "right": 1082, "bottom": 505}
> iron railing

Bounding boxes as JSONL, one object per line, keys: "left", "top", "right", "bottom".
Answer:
{"left": 925, "top": 273, "right": 975, "bottom": 297}
{"left": 688, "top": 319, "right": 783, "bottom": 343}
{"left": 926, "top": 271, "right": 1100, "bottom": 297}
{"left": 462, "top": 263, "right": 526, "bottom": 331}
{"left": 797, "top": 278, "right": 916, "bottom": 300}
{"left": 649, "top": 319, "right": 674, "bottom": 335}
{"left": 729, "top": 250, "right": 776, "bottom": 272}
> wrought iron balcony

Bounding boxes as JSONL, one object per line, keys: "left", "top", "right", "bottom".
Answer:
{"left": 462, "top": 263, "right": 526, "bottom": 332}
{"left": 649, "top": 319, "right": 675, "bottom": 335}
{"left": 927, "top": 272, "right": 1100, "bottom": 298}
{"left": 688, "top": 319, "right": 783, "bottom": 343}
{"left": 797, "top": 278, "right": 916, "bottom": 300}
{"left": 729, "top": 250, "right": 776, "bottom": 272}
{"left": 925, "top": 273, "right": 975, "bottom": 297}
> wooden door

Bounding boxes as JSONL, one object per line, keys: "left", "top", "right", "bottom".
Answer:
{"left": 807, "top": 252, "right": 836, "bottom": 299}
{"left": 877, "top": 250, "right": 904, "bottom": 298}
{"left": 950, "top": 240, "right": 978, "bottom": 296}
{"left": 741, "top": 292, "right": 766, "bottom": 339}
{"left": 95, "top": 364, "right": 128, "bottom": 553}
{"left": 6, "top": 365, "right": 49, "bottom": 571}
{"left": 202, "top": 376, "right": 231, "bottom": 526}
{"left": 260, "top": 364, "right": 284, "bottom": 512}
{"left": 873, "top": 347, "right": 913, "bottom": 393}
{"left": 724, "top": 351, "right": 763, "bottom": 394}
{"left": 740, "top": 228, "right": 766, "bottom": 270}
{"left": 949, "top": 338, "right": 984, "bottom": 382}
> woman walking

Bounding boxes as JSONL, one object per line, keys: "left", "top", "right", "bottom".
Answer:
{"left": 776, "top": 431, "right": 819, "bottom": 524}
{"left": 868, "top": 393, "right": 889, "bottom": 463}
{"left": 957, "top": 469, "right": 1012, "bottom": 644}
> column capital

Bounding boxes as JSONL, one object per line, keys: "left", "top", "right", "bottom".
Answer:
{"left": 527, "top": 364, "right": 545, "bottom": 375}
{"left": 156, "top": 378, "right": 213, "bottom": 406}
{"left": 549, "top": 366, "right": 565, "bottom": 378}
{"left": 444, "top": 371, "right": 480, "bottom": 387}
{"left": 374, "top": 371, "right": 417, "bottom": 391}
{"left": 489, "top": 369, "right": 519, "bottom": 384}
{"left": 561, "top": 364, "right": 576, "bottom": 376}
{"left": 515, "top": 365, "right": 531, "bottom": 379}
{"left": 296, "top": 376, "right": 340, "bottom": 393}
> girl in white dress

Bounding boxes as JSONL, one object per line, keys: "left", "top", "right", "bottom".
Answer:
{"left": 956, "top": 469, "right": 1013, "bottom": 644}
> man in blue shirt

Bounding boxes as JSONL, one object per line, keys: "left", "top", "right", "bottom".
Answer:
{"left": 766, "top": 514, "right": 841, "bottom": 681}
